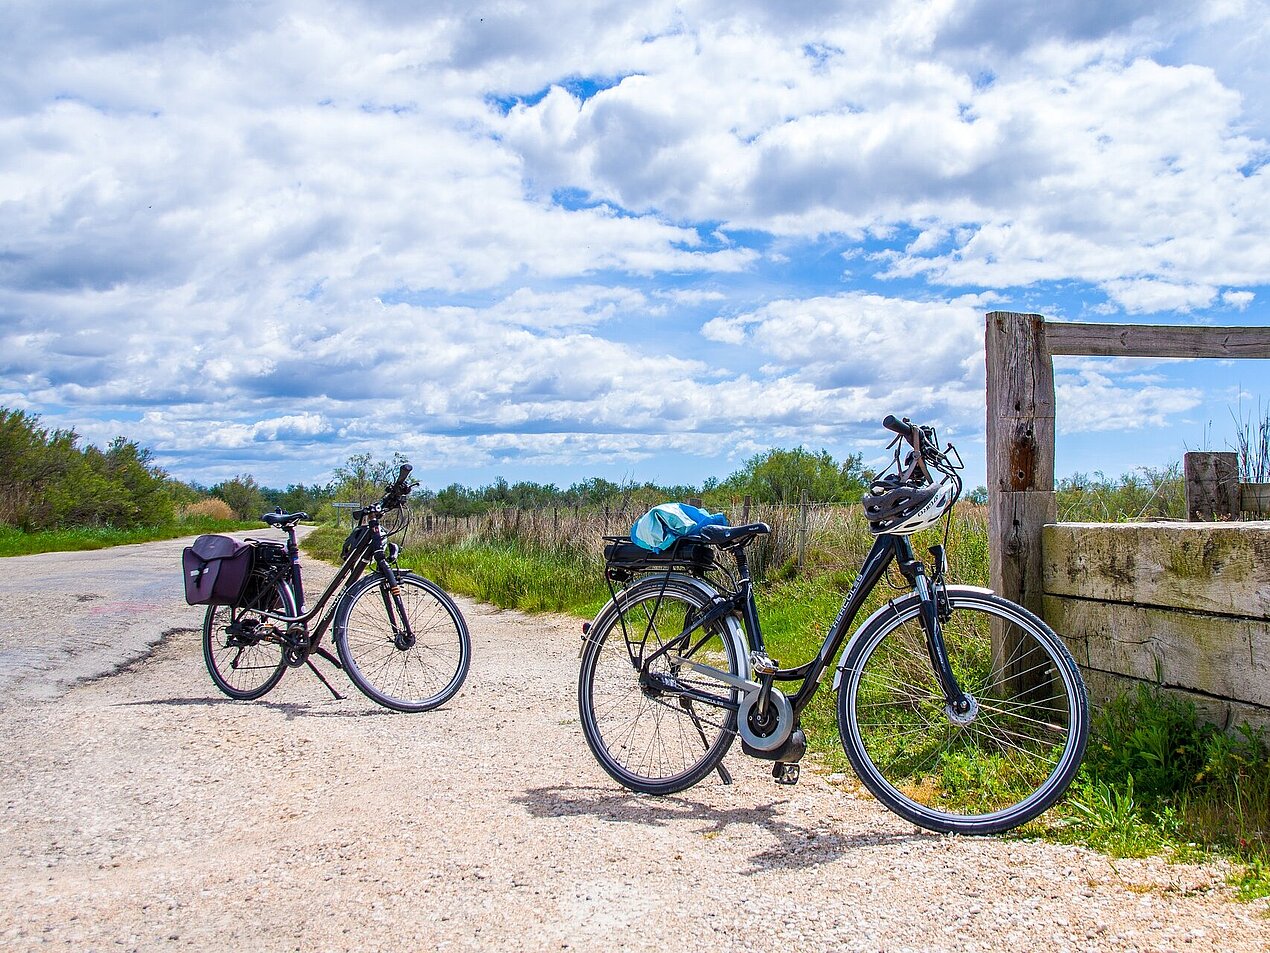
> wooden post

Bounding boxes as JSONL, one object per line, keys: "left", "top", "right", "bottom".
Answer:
{"left": 742, "top": 495, "right": 752, "bottom": 524}
{"left": 985, "top": 312, "right": 1057, "bottom": 620}
{"left": 1184, "top": 451, "right": 1239, "bottom": 521}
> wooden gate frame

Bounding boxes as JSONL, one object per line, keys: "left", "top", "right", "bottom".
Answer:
{"left": 984, "top": 312, "right": 1270, "bottom": 618}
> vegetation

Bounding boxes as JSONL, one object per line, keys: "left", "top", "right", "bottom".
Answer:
{"left": 0, "top": 515, "right": 254, "bottom": 557}
{"left": 1055, "top": 688, "right": 1269, "bottom": 899}
{"left": 1057, "top": 464, "right": 1184, "bottom": 522}
{"left": 1231, "top": 400, "right": 1270, "bottom": 485}
{"left": 0, "top": 408, "right": 176, "bottom": 530}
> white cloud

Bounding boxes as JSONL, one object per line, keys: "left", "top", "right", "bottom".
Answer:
{"left": 1222, "top": 289, "right": 1256, "bottom": 310}
{"left": 1, "top": 1, "right": 1266, "bottom": 488}
{"left": 1056, "top": 367, "right": 1204, "bottom": 432}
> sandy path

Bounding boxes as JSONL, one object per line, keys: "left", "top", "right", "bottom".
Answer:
{"left": 1, "top": 538, "right": 1267, "bottom": 951}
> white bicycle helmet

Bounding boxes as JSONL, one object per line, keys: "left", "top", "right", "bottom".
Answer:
{"left": 863, "top": 473, "right": 959, "bottom": 536}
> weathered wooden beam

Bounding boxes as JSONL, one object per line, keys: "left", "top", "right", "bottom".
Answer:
{"left": 1046, "top": 322, "right": 1270, "bottom": 358}
{"left": 1183, "top": 451, "right": 1240, "bottom": 521}
{"left": 985, "top": 312, "right": 1056, "bottom": 619}
{"left": 1242, "top": 483, "right": 1270, "bottom": 516}
{"left": 1043, "top": 522, "right": 1270, "bottom": 618}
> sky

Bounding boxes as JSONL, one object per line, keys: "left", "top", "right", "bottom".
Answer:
{"left": 2, "top": 0, "right": 1269, "bottom": 493}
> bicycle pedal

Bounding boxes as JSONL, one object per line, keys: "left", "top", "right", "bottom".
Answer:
{"left": 772, "top": 762, "right": 800, "bottom": 785}
{"left": 750, "top": 651, "right": 778, "bottom": 676}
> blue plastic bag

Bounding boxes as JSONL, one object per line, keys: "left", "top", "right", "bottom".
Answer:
{"left": 630, "top": 503, "right": 728, "bottom": 552}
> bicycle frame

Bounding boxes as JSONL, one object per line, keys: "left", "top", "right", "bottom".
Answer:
{"left": 252, "top": 510, "right": 413, "bottom": 652}
{"left": 633, "top": 531, "right": 969, "bottom": 720}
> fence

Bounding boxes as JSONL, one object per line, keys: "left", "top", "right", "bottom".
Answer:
{"left": 1043, "top": 521, "right": 1270, "bottom": 732}
{"left": 413, "top": 497, "right": 877, "bottom": 580}
{"left": 986, "top": 312, "right": 1270, "bottom": 730}
{"left": 1183, "top": 451, "right": 1270, "bottom": 520}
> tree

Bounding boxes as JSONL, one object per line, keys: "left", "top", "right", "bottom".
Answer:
{"left": 212, "top": 475, "right": 267, "bottom": 521}
{"left": 332, "top": 451, "right": 410, "bottom": 504}
{"left": 0, "top": 408, "right": 174, "bottom": 529}
{"left": 716, "top": 447, "right": 870, "bottom": 504}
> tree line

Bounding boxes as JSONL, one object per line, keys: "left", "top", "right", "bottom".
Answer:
{"left": 0, "top": 406, "right": 875, "bottom": 530}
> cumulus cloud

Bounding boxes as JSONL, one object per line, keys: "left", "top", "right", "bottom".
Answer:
{"left": 1056, "top": 365, "right": 1204, "bottom": 433}
{"left": 1, "top": 0, "right": 1265, "bottom": 487}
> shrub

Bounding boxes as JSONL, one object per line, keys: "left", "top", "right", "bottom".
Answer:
{"left": 180, "top": 498, "right": 237, "bottom": 521}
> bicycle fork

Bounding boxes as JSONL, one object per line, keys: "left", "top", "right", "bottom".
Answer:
{"left": 374, "top": 557, "right": 417, "bottom": 650}
{"left": 910, "top": 548, "right": 974, "bottom": 720}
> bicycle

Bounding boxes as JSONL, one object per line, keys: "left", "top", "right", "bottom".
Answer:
{"left": 201, "top": 464, "right": 471, "bottom": 712}
{"left": 577, "top": 417, "right": 1089, "bottom": 834}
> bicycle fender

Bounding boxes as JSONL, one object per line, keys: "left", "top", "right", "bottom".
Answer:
{"left": 582, "top": 572, "right": 750, "bottom": 680}
{"left": 830, "top": 585, "right": 995, "bottom": 692}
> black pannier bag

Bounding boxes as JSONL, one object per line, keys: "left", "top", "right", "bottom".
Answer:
{"left": 182, "top": 535, "right": 254, "bottom": 606}
{"left": 602, "top": 537, "right": 715, "bottom": 581}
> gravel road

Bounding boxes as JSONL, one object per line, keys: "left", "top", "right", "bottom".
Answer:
{"left": 2, "top": 535, "right": 1268, "bottom": 952}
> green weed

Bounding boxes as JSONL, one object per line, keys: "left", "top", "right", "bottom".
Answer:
{"left": 0, "top": 516, "right": 256, "bottom": 557}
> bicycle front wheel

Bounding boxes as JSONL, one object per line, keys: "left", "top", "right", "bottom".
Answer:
{"left": 334, "top": 572, "right": 471, "bottom": 712}
{"left": 579, "top": 577, "right": 740, "bottom": 795}
{"left": 203, "top": 581, "right": 293, "bottom": 700}
{"left": 837, "top": 587, "right": 1088, "bottom": 834}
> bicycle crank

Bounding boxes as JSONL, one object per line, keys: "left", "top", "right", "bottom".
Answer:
{"left": 669, "top": 654, "right": 795, "bottom": 753}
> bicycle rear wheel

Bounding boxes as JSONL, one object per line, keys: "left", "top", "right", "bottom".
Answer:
{"left": 203, "top": 581, "right": 293, "bottom": 700}
{"left": 837, "top": 587, "right": 1088, "bottom": 835}
{"left": 578, "top": 577, "right": 740, "bottom": 795}
{"left": 334, "top": 572, "right": 470, "bottom": 712}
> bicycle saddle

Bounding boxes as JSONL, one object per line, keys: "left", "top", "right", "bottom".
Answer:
{"left": 261, "top": 510, "right": 310, "bottom": 527}
{"left": 685, "top": 522, "right": 771, "bottom": 548}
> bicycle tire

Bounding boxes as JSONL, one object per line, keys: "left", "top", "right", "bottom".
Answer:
{"left": 333, "top": 572, "right": 471, "bottom": 712}
{"left": 837, "top": 587, "right": 1088, "bottom": 834}
{"left": 202, "top": 580, "right": 293, "bottom": 700}
{"left": 578, "top": 576, "right": 741, "bottom": 795}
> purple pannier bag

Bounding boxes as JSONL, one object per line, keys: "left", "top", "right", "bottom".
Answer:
{"left": 182, "top": 535, "right": 254, "bottom": 606}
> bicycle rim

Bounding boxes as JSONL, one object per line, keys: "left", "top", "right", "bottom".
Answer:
{"left": 839, "top": 590, "right": 1088, "bottom": 834}
{"left": 336, "top": 574, "right": 470, "bottom": 712}
{"left": 579, "top": 582, "right": 739, "bottom": 795}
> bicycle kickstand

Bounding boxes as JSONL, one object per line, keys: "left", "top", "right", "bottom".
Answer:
{"left": 306, "top": 655, "right": 345, "bottom": 700}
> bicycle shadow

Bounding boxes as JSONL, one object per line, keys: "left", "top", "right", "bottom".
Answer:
{"left": 512, "top": 783, "right": 929, "bottom": 874}
{"left": 116, "top": 696, "right": 399, "bottom": 720}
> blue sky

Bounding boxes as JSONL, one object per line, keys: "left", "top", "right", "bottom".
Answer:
{"left": 2, "top": 0, "right": 1269, "bottom": 493}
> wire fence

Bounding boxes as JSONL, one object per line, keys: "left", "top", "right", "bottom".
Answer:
{"left": 410, "top": 496, "right": 991, "bottom": 583}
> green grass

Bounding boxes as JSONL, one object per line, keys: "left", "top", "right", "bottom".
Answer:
{"left": 1039, "top": 686, "right": 1270, "bottom": 893}
{"left": 0, "top": 516, "right": 259, "bottom": 557}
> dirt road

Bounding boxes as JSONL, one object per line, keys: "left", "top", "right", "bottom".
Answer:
{"left": 1, "top": 536, "right": 1267, "bottom": 951}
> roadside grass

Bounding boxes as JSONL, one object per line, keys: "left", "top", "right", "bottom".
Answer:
{"left": 0, "top": 516, "right": 258, "bottom": 557}
{"left": 302, "top": 504, "right": 1269, "bottom": 900}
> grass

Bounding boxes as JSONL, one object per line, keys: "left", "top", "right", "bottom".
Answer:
{"left": 1042, "top": 686, "right": 1270, "bottom": 889}
{"left": 0, "top": 516, "right": 259, "bottom": 557}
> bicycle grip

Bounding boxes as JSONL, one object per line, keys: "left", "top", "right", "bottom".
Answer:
{"left": 396, "top": 463, "right": 413, "bottom": 483}
{"left": 882, "top": 415, "right": 914, "bottom": 439}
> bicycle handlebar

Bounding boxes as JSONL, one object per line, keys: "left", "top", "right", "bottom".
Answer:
{"left": 882, "top": 415, "right": 915, "bottom": 440}
{"left": 881, "top": 415, "right": 965, "bottom": 489}
{"left": 379, "top": 463, "right": 415, "bottom": 508}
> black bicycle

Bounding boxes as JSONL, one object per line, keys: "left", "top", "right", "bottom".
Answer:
{"left": 578, "top": 417, "right": 1088, "bottom": 834}
{"left": 202, "top": 464, "right": 471, "bottom": 712}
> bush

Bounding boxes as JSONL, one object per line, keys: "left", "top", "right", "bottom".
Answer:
{"left": 180, "top": 498, "right": 236, "bottom": 521}
{"left": 0, "top": 407, "right": 174, "bottom": 529}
